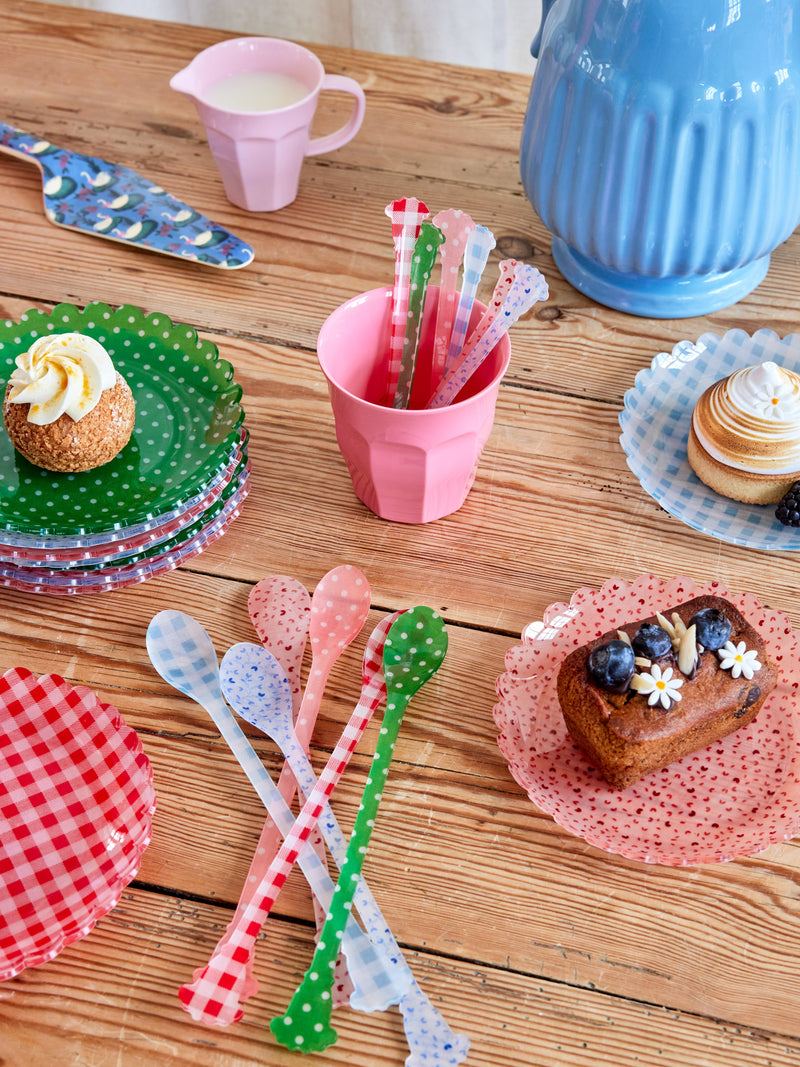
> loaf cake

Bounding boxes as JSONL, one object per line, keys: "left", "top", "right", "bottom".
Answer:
{"left": 556, "top": 595, "right": 777, "bottom": 789}
{"left": 4, "top": 332, "right": 135, "bottom": 472}
{"left": 687, "top": 360, "right": 800, "bottom": 505}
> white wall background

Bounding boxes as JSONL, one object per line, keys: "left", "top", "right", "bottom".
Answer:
{"left": 29, "top": 0, "right": 543, "bottom": 74}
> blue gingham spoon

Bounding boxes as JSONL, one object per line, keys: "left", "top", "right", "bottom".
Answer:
{"left": 145, "top": 609, "right": 399, "bottom": 1025}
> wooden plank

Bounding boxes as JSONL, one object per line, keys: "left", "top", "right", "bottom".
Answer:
{"left": 4, "top": 5, "right": 800, "bottom": 1066}
{"left": 2, "top": 884, "right": 798, "bottom": 1067}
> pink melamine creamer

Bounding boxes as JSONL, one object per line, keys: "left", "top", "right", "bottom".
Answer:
{"left": 171, "top": 37, "right": 365, "bottom": 212}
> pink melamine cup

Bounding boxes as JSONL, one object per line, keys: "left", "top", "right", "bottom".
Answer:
{"left": 317, "top": 286, "right": 511, "bottom": 524}
{"left": 171, "top": 37, "right": 366, "bottom": 212}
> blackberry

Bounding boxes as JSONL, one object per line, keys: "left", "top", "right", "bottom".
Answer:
{"left": 631, "top": 622, "right": 672, "bottom": 659}
{"left": 588, "top": 640, "right": 635, "bottom": 693}
{"left": 776, "top": 481, "right": 800, "bottom": 527}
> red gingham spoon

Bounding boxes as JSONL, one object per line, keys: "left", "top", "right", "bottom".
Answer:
{"left": 178, "top": 613, "right": 401, "bottom": 1026}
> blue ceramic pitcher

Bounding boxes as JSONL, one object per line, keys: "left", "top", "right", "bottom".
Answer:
{"left": 520, "top": 0, "right": 800, "bottom": 318}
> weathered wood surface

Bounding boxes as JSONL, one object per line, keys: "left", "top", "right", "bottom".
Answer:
{"left": 1, "top": 3, "right": 800, "bottom": 1065}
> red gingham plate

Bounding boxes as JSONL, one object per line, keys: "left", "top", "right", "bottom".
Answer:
{"left": 494, "top": 575, "right": 800, "bottom": 865}
{"left": 0, "top": 669, "right": 156, "bottom": 980}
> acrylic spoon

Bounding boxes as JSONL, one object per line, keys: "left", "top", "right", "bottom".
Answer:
{"left": 442, "top": 224, "right": 496, "bottom": 375}
{"left": 212, "top": 576, "right": 312, "bottom": 999}
{"left": 228, "top": 614, "right": 469, "bottom": 1065}
{"left": 258, "top": 566, "right": 371, "bottom": 994}
{"left": 275, "top": 564, "right": 370, "bottom": 783}
{"left": 248, "top": 575, "right": 311, "bottom": 710}
{"left": 393, "top": 221, "right": 445, "bottom": 409}
{"left": 384, "top": 196, "right": 430, "bottom": 406}
{"left": 428, "top": 208, "right": 476, "bottom": 395}
{"left": 428, "top": 262, "right": 549, "bottom": 408}
{"left": 145, "top": 610, "right": 394, "bottom": 1025}
{"left": 180, "top": 612, "right": 402, "bottom": 1024}
{"left": 269, "top": 608, "right": 465, "bottom": 1062}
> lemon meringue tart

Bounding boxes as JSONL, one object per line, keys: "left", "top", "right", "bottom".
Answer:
{"left": 687, "top": 361, "right": 800, "bottom": 505}
{"left": 3, "top": 332, "right": 135, "bottom": 472}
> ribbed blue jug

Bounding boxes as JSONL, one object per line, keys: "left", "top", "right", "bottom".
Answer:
{"left": 520, "top": 0, "right": 800, "bottom": 317}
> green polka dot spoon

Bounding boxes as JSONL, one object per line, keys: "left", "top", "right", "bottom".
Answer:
{"left": 270, "top": 606, "right": 448, "bottom": 1055}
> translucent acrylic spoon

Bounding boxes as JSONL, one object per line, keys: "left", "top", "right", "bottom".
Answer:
{"left": 428, "top": 208, "right": 477, "bottom": 395}
{"left": 442, "top": 224, "right": 496, "bottom": 375}
{"left": 248, "top": 575, "right": 311, "bottom": 710}
{"left": 271, "top": 608, "right": 458, "bottom": 1058}
{"left": 216, "top": 575, "right": 317, "bottom": 1004}
{"left": 261, "top": 566, "right": 370, "bottom": 996}
{"left": 181, "top": 612, "right": 403, "bottom": 1024}
{"left": 228, "top": 613, "right": 469, "bottom": 1065}
{"left": 273, "top": 565, "right": 371, "bottom": 797}
{"left": 145, "top": 610, "right": 393, "bottom": 1026}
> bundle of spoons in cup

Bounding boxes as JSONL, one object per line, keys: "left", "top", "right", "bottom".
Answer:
{"left": 383, "top": 196, "right": 549, "bottom": 409}
{"left": 145, "top": 564, "right": 469, "bottom": 1064}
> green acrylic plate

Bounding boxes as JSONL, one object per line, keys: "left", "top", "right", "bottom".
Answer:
{"left": 6, "top": 452, "right": 250, "bottom": 571}
{"left": 4, "top": 466, "right": 249, "bottom": 584}
{"left": 0, "top": 302, "right": 245, "bottom": 537}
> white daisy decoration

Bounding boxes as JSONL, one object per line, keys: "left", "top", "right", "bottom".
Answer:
{"left": 752, "top": 380, "right": 797, "bottom": 419}
{"left": 749, "top": 362, "right": 800, "bottom": 419}
{"left": 630, "top": 663, "right": 684, "bottom": 710}
{"left": 717, "top": 640, "right": 761, "bottom": 680}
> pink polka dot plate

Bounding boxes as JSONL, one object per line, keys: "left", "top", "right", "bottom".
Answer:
{"left": 0, "top": 668, "right": 156, "bottom": 980}
{"left": 494, "top": 575, "right": 800, "bottom": 865}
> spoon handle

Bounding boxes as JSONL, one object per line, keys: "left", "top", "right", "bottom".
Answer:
{"left": 384, "top": 196, "right": 430, "bottom": 406}
{"left": 429, "top": 209, "right": 477, "bottom": 392}
{"left": 272, "top": 606, "right": 456, "bottom": 1056}
{"left": 173, "top": 694, "right": 390, "bottom": 1026}
{"left": 179, "top": 687, "right": 384, "bottom": 1024}
{"left": 442, "top": 225, "right": 496, "bottom": 375}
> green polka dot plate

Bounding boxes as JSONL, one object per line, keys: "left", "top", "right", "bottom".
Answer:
{"left": 0, "top": 475, "right": 248, "bottom": 595}
{"left": 0, "top": 302, "right": 245, "bottom": 540}
{"left": 0, "top": 447, "right": 249, "bottom": 569}
{"left": 0, "top": 429, "right": 247, "bottom": 559}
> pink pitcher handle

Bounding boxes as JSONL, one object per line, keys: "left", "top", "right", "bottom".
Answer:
{"left": 306, "top": 74, "right": 365, "bottom": 156}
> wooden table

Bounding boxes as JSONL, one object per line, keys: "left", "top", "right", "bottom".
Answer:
{"left": 2, "top": 3, "right": 800, "bottom": 1064}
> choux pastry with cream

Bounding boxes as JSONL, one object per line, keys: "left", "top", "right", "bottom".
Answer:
{"left": 3, "top": 332, "right": 135, "bottom": 472}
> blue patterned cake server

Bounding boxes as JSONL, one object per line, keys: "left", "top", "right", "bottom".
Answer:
{"left": 0, "top": 121, "right": 254, "bottom": 269}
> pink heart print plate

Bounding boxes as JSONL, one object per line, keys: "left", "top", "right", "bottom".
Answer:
{"left": 494, "top": 574, "right": 800, "bottom": 865}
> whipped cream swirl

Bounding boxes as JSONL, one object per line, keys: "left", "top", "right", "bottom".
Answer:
{"left": 7, "top": 332, "right": 117, "bottom": 425}
{"left": 692, "top": 361, "right": 800, "bottom": 474}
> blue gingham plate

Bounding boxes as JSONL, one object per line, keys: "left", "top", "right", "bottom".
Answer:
{"left": 619, "top": 329, "right": 800, "bottom": 551}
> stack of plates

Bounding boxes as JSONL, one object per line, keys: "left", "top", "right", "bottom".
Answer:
{"left": 0, "top": 302, "right": 250, "bottom": 594}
